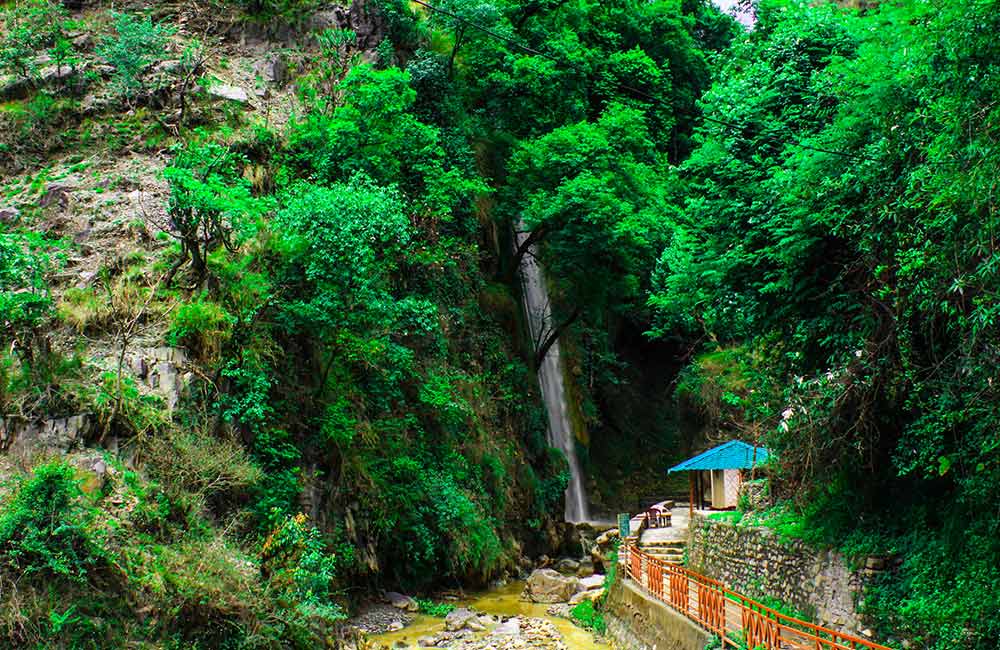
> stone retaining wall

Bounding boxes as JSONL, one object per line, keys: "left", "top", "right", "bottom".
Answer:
{"left": 603, "top": 577, "right": 712, "bottom": 650}
{"left": 686, "top": 513, "right": 871, "bottom": 635}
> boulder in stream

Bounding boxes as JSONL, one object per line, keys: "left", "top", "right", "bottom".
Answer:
{"left": 384, "top": 591, "right": 419, "bottom": 612}
{"left": 444, "top": 607, "right": 485, "bottom": 631}
{"left": 569, "top": 588, "right": 603, "bottom": 606}
{"left": 554, "top": 558, "right": 580, "bottom": 575}
{"left": 524, "top": 568, "right": 580, "bottom": 603}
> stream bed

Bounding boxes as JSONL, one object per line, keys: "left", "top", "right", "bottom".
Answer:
{"left": 368, "top": 582, "right": 610, "bottom": 650}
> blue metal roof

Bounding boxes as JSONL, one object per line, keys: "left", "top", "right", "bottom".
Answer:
{"left": 668, "top": 440, "right": 769, "bottom": 473}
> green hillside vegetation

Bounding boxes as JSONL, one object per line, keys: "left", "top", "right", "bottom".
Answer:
{"left": 0, "top": 0, "right": 996, "bottom": 648}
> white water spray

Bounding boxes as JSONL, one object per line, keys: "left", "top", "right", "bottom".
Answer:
{"left": 516, "top": 226, "right": 590, "bottom": 523}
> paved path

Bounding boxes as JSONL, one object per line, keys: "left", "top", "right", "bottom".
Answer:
{"left": 638, "top": 503, "right": 691, "bottom": 545}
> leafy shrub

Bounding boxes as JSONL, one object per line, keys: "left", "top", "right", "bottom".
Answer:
{"left": 93, "top": 372, "right": 169, "bottom": 438}
{"left": 58, "top": 286, "right": 113, "bottom": 333}
{"left": 708, "top": 510, "right": 743, "bottom": 525}
{"left": 142, "top": 428, "right": 262, "bottom": 513}
{"left": 261, "top": 513, "right": 351, "bottom": 624}
{"left": 373, "top": 0, "right": 423, "bottom": 51}
{"left": 168, "top": 298, "right": 235, "bottom": 361}
{"left": 369, "top": 456, "right": 503, "bottom": 584}
{"left": 217, "top": 360, "right": 274, "bottom": 432}
{"left": 0, "top": 461, "right": 103, "bottom": 581}
{"left": 311, "top": 28, "right": 356, "bottom": 95}
{"left": 164, "top": 133, "right": 267, "bottom": 286}
{"left": 0, "top": 232, "right": 55, "bottom": 343}
{"left": 274, "top": 178, "right": 411, "bottom": 339}
{"left": 416, "top": 598, "right": 456, "bottom": 617}
{"left": 0, "top": 0, "right": 72, "bottom": 83}
{"left": 96, "top": 12, "right": 174, "bottom": 100}
{"left": 570, "top": 599, "right": 606, "bottom": 634}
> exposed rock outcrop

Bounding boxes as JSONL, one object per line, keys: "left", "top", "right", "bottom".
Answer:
{"left": 0, "top": 414, "right": 94, "bottom": 456}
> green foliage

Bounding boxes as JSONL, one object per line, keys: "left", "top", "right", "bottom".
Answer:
{"left": 96, "top": 12, "right": 175, "bottom": 100}
{"left": 708, "top": 510, "right": 742, "bottom": 525}
{"left": 0, "top": 461, "right": 103, "bottom": 581}
{"left": 261, "top": 513, "right": 351, "bottom": 626}
{"left": 0, "top": 456, "right": 358, "bottom": 647}
{"left": 93, "top": 372, "right": 170, "bottom": 437}
{"left": 370, "top": 455, "right": 502, "bottom": 584}
{"left": 284, "top": 63, "right": 487, "bottom": 216}
{"left": 416, "top": 598, "right": 456, "bottom": 617}
{"left": 570, "top": 599, "right": 606, "bottom": 634}
{"left": 164, "top": 131, "right": 268, "bottom": 285}
{"left": 0, "top": 0, "right": 72, "bottom": 84}
{"left": 533, "top": 448, "right": 570, "bottom": 518}
{"left": 0, "top": 232, "right": 54, "bottom": 343}
{"left": 508, "top": 103, "right": 673, "bottom": 321}
{"left": 310, "top": 28, "right": 356, "bottom": 96}
{"left": 275, "top": 177, "right": 411, "bottom": 336}
{"left": 594, "top": 539, "right": 618, "bottom": 609}
{"left": 218, "top": 360, "right": 274, "bottom": 433}
{"left": 168, "top": 297, "right": 235, "bottom": 361}
{"left": 141, "top": 427, "right": 263, "bottom": 511}
{"left": 646, "top": 2, "right": 1000, "bottom": 647}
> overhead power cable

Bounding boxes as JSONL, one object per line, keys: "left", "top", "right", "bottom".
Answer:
{"left": 406, "top": 0, "right": 964, "bottom": 166}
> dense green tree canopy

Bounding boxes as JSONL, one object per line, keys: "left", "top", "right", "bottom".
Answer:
{"left": 648, "top": 2, "right": 1000, "bottom": 646}
{"left": 3, "top": 0, "right": 1000, "bottom": 646}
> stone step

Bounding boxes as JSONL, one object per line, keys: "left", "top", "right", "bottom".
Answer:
{"left": 639, "top": 542, "right": 686, "bottom": 551}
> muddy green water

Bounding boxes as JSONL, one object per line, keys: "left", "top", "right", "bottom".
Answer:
{"left": 370, "top": 581, "right": 608, "bottom": 649}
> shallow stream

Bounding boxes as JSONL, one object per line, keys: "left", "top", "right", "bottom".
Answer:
{"left": 370, "top": 581, "right": 608, "bottom": 649}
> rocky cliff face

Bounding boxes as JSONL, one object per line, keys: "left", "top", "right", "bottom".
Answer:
{"left": 0, "top": 0, "right": 575, "bottom": 645}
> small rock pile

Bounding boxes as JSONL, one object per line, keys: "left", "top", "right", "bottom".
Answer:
{"left": 416, "top": 616, "right": 567, "bottom": 650}
{"left": 351, "top": 603, "right": 413, "bottom": 635}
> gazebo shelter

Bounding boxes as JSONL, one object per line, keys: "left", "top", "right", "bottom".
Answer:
{"left": 668, "top": 440, "right": 768, "bottom": 516}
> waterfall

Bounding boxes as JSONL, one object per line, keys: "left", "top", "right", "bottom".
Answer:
{"left": 515, "top": 226, "right": 590, "bottom": 523}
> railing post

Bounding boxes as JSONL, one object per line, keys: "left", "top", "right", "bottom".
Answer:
{"left": 622, "top": 545, "right": 890, "bottom": 650}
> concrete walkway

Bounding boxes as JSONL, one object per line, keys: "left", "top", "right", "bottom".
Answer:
{"left": 638, "top": 503, "right": 691, "bottom": 544}
{"left": 632, "top": 502, "right": 692, "bottom": 565}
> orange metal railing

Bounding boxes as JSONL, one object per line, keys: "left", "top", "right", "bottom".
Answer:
{"left": 622, "top": 543, "right": 892, "bottom": 650}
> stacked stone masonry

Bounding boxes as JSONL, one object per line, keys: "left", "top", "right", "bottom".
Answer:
{"left": 685, "top": 513, "right": 882, "bottom": 635}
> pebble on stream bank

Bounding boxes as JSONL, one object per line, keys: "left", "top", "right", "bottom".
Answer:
{"left": 351, "top": 603, "right": 414, "bottom": 635}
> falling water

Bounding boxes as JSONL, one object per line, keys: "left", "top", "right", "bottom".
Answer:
{"left": 515, "top": 226, "right": 590, "bottom": 523}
